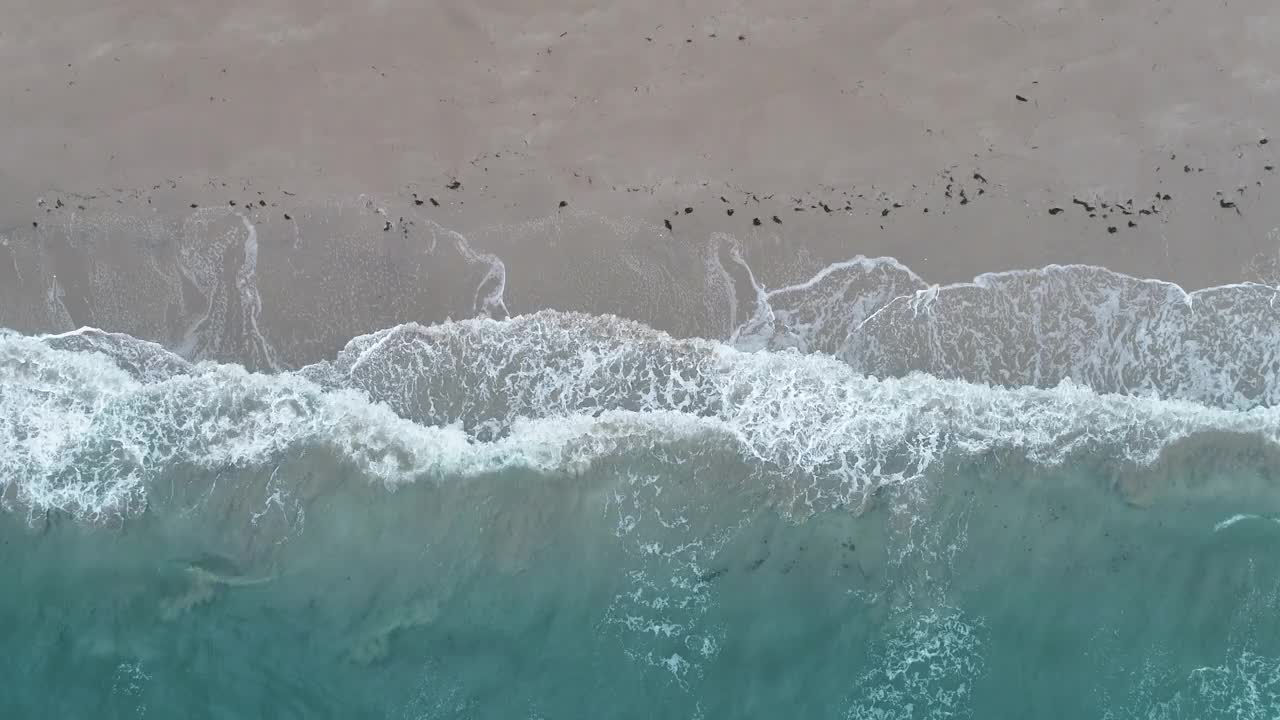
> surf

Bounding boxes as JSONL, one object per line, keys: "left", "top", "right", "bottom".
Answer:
{"left": 3, "top": 257, "right": 1280, "bottom": 718}
{"left": 4, "top": 311, "right": 1279, "bottom": 523}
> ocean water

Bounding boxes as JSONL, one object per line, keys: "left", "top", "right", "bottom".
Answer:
{"left": 3, "top": 258, "right": 1280, "bottom": 719}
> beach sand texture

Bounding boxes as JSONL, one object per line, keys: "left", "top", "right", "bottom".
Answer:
{"left": 2, "top": 0, "right": 1279, "bottom": 365}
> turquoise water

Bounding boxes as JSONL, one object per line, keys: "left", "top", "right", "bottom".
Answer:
{"left": 3, "top": 453, "right": 1278, "bottom": 718}
{"left": 3, "top": 303, "right": 1280, "bottom": 718}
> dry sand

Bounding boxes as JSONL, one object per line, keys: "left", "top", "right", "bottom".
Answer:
{"left": 2, "top": 1, "right": 1279, "bottom": 366}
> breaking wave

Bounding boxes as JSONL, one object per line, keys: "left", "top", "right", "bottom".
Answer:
{"left": 4, "top": 254, "right": 1280, "bottom": 719}
{"left": 3, "top": 310, "right": 1278, "bottom": 521}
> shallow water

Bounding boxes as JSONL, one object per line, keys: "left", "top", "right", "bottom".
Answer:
{"left": 3, "top": 260, "right": 1280, "bottom": 718}
{"left": 3, "top": 452, "right": 1278, "bottom": 718}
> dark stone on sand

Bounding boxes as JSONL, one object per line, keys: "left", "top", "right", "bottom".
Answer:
{"left": 772, "top": 215, "right": 782, "bottom": 224}
{"left": 684, "top": 207, "right": 693, "bottom": 214}
{"left": 726, "top": 208, "right": 734, "bottom": 216}
{"left": 283, "top": 213, "right": 291, "bottom": 220}
{"left": 663, "top": 218, "right": 673, "bottom": 231}
{"left": 1048, "top": 207, "right": 1063, "bottom": 215}
{"left": 752, "top": 217, "right": 762, "bottom": 226}
{"left": 1016, "top": 94, "right": 1028, "bottom": 102}
{"left": 1107, "top": 226, "right": 1117, "bottom": 234}
{"left": 446, "top": 180, "right": 462, "bottom": 190}
{"left": 559, "top": 200, "right": 568, "bottom": 208}
{"left": 430, "top": 198, "right": 440, "bottom": 206}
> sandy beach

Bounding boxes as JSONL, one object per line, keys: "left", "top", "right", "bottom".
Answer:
{"left": 2, "top": 0, "right": 1279, "bottom": 366}
{"left": 5, "top": 6, "right": 1280, "bottom": 716}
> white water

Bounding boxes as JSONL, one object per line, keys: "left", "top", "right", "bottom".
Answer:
{"left": 729, "top": 256, "right": 1280, "bottom": 409}
{"left": 3, "top": 311, "right": 1278, "bottom": 521}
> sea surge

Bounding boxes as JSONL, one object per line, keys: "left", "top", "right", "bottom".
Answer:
{"left": 2, "top": 258, "right": 1279, "bottom": 718}
{"left": 3, "top": 310, "right": 1278, "bottom": 521}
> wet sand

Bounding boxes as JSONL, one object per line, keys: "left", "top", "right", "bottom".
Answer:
{"left": 2, "top": 1, "right": 1279, "bottom": 366}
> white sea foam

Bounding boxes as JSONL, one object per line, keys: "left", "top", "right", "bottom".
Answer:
{"left": 1213, "top": 514, "right": 1280, "bottom": 532}
{"left": 174, "top": 210, "right": 278, "bottom": 370}
{"left": 2, "top": 311, "right": 1278, "bottom": 520}
{"left": 418, "top": 219, "right": 509, "bottom": 320}
{"left": 845, "top": 608, "right": 985, "bottom": 720}
{"left": 730, "top": 258, "right": 1280, "bottom": 409}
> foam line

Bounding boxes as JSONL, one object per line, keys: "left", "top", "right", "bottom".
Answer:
{"left": 732, "top": 258, "right": 1280, "bottom": 408}
{"left": 3, "top": 311, "right": 1277, "bottom": 520}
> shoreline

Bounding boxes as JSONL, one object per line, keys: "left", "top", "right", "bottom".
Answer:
{"left": 3, "top": 192, "right": 1280, "bottom": 369}
{"left": 3, "top": 1, "right": 1279, "bottom": 363}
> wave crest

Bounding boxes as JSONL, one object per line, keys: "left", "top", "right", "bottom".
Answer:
{"left": 3, "top": 312, "right": 1278, "bottom": 520}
